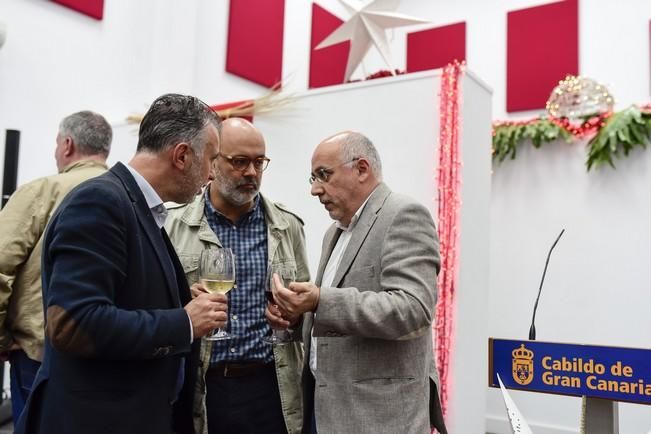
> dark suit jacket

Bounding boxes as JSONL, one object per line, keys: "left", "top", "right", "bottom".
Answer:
{"left": 15, "top": 162, "right": 199, "bottom": 434}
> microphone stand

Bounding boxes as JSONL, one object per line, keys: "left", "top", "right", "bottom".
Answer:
{"left": 528, "top": 228, "right": 565, "bottom": 341}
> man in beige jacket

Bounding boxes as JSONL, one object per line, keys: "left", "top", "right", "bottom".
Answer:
{"left": 0, "top": 110, "right": 112, "bottom": 422}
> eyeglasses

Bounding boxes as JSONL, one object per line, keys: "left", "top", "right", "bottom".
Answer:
{"left": 309, "top": 158, "right": 359, "bottom": 184}
{"left": 217, "top": 153, "right": 271, "bottom": 172}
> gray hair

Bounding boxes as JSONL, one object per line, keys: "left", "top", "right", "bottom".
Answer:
{"left": 340, "top": 132, "right": 383, "bottom": 180}
{"left": 59, "top": 111, "right": 112, "bottom": 157}
{"left": 137, "top": 93, "right": 222, "bottom": 157}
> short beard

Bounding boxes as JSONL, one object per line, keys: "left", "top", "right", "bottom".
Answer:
{"left": 214, "top": 167, "right": 259, "bottom": 206}
{"left": 177, "top": 159, "right": 203, "bottom": 203}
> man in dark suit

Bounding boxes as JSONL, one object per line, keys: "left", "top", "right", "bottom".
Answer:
{"left": 15, "top": 94, "right": 228, "bottom": 434}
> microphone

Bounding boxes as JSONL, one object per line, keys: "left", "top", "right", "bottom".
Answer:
{"left": 528, "top": 229, "right": 565, "bottom": 341}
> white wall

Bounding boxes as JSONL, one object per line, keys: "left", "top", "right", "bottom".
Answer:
{"left": 452, "top": 71, "right": 493, "bottom": 434}
{"left": 2, "top": 0, "right": 650, "bottom": 184}
{"left": 2, "top": 0, "right": 651, "bottom": 431}
{"left": 0, "top": 0, "right": 203, "bottom": 184}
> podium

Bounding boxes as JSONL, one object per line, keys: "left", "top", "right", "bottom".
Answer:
{"left": 582, "top": 397, "right": 617, "bottom": 434}
{"left": 489, "top": 338, "right": 651, "bottom": 433}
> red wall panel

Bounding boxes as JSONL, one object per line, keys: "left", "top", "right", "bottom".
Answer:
{"left": 226, "top": 0, "right": 285, "bottom": 88}
{"left": 406, "top": 22, "right": 466, "bottom": 73}
{"left": 309, "top": 4, "right": 349, "bottom": 89}
{"left": 52, "top": 0, "right": 104, "bottom": 20}
{"left": 507, "top": 0, "right": 579, "bottom": 112}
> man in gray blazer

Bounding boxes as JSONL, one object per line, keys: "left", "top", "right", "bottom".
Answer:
{"left": 268, "top": 131, "right": 447, "bottom": 434}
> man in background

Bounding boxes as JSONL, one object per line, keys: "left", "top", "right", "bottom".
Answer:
{"left": 269, "top": 131, "right": 447, "bottom": 434}
{"left": 0, "top": 110, "right": 112, "bottom": 422}
{"left": 166, "top": 117, "right": 309, "bottom": 434}
{"left": 15, "top": 94, "right": 228, "bottom": 434}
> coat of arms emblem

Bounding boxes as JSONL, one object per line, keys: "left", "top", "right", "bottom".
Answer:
{"left": 512, "top": 344, "right": 534, "bottom": 385}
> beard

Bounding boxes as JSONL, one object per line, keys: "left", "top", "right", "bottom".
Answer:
{"left": 214, "top": 166, "right": 260, "bottom": 206}
{"left": 176, "top": 160, "right": 203, "bottom": 204}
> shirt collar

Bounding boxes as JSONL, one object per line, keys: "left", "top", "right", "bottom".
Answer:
{"left": 60, "top": 159, "right": 108, "bottom": 174}
{"left": 335, "top": 186, "right": 378, "bottom": 232}
{"left": 126, "top": 164, "right": 167, "bottom": 228}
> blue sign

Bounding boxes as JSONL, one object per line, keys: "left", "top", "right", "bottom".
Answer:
{"left": 489, "top": 338, "right": 651, "bottom": 405}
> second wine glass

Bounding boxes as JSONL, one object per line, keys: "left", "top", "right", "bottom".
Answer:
{"left": 263, "top": 263, "right": 296, "bottom": 345}
{"left": 199, "top": 247, "right": 236, "bottom": 341}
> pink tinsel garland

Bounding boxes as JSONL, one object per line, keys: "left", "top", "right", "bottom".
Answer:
{"left": 434, "top": 61, "right": 464, "bottom": 429}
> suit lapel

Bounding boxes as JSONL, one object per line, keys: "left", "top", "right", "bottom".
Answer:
{"left": 161, "top": 228, "right": 187, "bottom": 306}
{"left": 331, "top": 184, "right": 391, "bottom": 288}
{"left": 111, "top": 163, "right": 181, "bottom": 307}
{"left": 302, "top": 312, "right": 314, "bottom": 352}
{"left": 315, "top": 225, "right": 342, "bottom": 286}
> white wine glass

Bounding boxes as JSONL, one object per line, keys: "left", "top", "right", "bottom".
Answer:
{"left": 199, "top": 247, "right": 236, "bottom": 341}
{"left": 263, "top": 263, "right": 296, "bottom": 345}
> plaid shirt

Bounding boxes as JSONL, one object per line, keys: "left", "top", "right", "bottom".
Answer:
{"left": 203, "top": 190, "right": 272, "bottom": 364}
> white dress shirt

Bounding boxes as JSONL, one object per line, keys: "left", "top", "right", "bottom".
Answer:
{"left": 309, "top": 189, "right": 376, "bottom": 376}
{"left": 126, "top": 164, "right": 168, "bottom": 228}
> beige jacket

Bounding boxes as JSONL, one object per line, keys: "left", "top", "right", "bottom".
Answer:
{"left": 0, "top": 160, "right": 108, "bottom": 361}
{"left": 165, "top": 192, "right": 309, "bottom": 434}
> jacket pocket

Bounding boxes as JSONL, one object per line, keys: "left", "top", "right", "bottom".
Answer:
{"left": 353, "top": 376, "right": 415, "bottom": 385}
{"left": 343, "top": 265, "right": 376, "bottom": 291}
{"left": 347, "top": 265, "right": 375, "bottom": 279}
{"left": 178, "top": 254, "right": 199, "bottom": 284}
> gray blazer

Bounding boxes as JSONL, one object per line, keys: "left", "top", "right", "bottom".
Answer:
{"left": 302, "top": 183, "right": 446, "bottom": 434}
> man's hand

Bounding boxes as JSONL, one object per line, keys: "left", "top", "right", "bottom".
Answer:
{"left": 265, "top": 303, "right": 293, "bottom": 330}
{"left": 272, "top": 274, "right": 320, "bottom": 321}
{"left": 184, "top": 292, "right": 228, "bottom": 338}
{"left": 190, "top": 282, "right": 209, "bottom": 298}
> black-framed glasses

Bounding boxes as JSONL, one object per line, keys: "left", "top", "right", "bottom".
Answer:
{"left": 217, "top": 153, "right": 271, "bottom": 172}
{"left": 309, "top": 158, "right": 359, "bottom": 184}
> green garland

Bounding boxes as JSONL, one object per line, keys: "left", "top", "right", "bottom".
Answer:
{"left": 492, "top": 106, "right": 651, "bottom": 171}
{"left": 492, "top": 119, "right": 571, "bottom": 162}
{"left": 586, "top": 106, "right": 651, "bottom": 170}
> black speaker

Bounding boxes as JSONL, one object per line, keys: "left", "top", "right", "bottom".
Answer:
{"left": 0, "top": 130, "right": 20, "bottom": 418}
{"left": 1, "top": 129, "right": 20, "bottom": 208}
{"left": 0, "top": 129, "right": 20, "bottom": 416}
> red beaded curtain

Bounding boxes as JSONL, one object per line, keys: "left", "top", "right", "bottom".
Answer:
{"left": 434, "top": 61, "right": 464, "bottom": 426}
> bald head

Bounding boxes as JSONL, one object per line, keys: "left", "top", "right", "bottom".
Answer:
{"left": 320, "top": 131, "right": 351, "bottom": 147}
{"left": 315, "top": 131, "right": 382, "bottom": 180}
{"left": 310, "top": 131, "right": 382, "bottom": 225}
{"left": 221, "top": 118, "right": 264, "bottom": 152}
